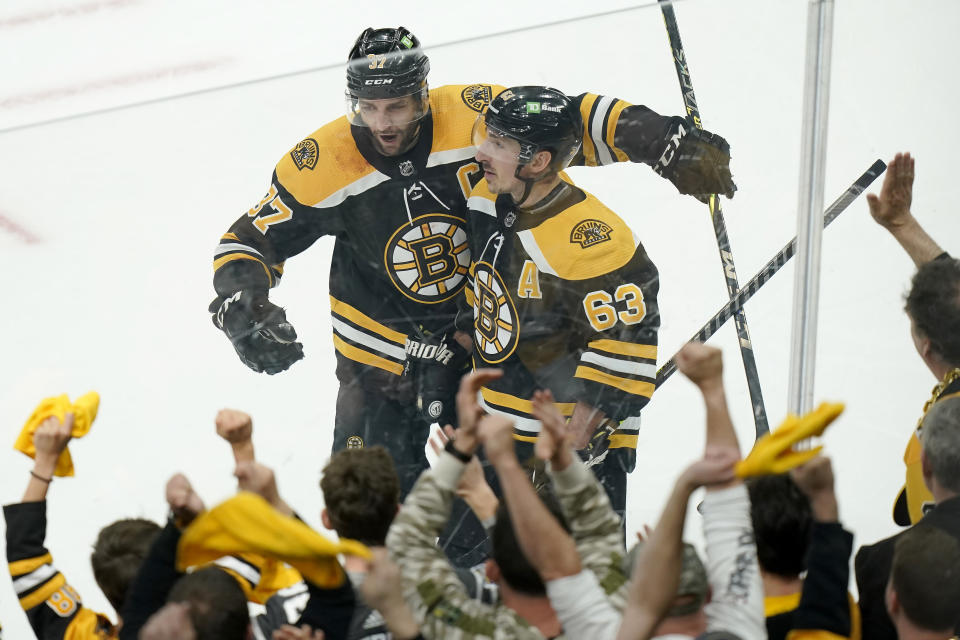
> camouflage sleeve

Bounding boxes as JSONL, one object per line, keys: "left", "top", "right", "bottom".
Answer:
{"left": 548, "top": 457, "right": 629, "bottom": 611}
{"left": 386, "top": 453, "right": 509, "bottom": 639}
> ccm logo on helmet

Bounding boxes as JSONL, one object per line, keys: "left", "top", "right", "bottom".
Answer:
{"left": 364, "top": 79, "right": 394, "bottom": 85}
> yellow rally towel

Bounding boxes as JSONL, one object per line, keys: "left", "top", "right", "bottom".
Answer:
{"left": 13, "top": 392, "right": 100, "bottom": 477}
{"left": 177, "top": 492, "right": 370, "bottom": 588}
{"left": 736, "top": 402, "right": 844, "bottom": 477}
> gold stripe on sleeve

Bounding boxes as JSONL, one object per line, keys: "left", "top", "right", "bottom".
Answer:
{"left": 605, "top": 99, "right": 631, "bottom": 163}
{"left": 579, "top": 94, "right": 600, "bottom": 167}
{"left": 587, "top": 340, "right": 657, "bottom": 360}
{"left": 221, "top": 233, "right": 240, "bottom": 241}
{"left": 212, "top": 253, "right": 274, "bottom": 286}
{"left": 575, "top": 366, "right": 656, "bottom": 398}
{"left": 8, "top": 553, "right": 53, "bottom": 577}
{"left": 19, "top": 572, "right": 65, "bottom": 611}
{"left": 332, "top": 335, "right": 404, "bottom": 376}
{"left": 329, "top": 296, "right": 406, "bottom": 345}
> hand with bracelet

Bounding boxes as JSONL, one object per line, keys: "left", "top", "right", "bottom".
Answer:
{"left": 23, "top": 413, "right": 74, "bottom": 502}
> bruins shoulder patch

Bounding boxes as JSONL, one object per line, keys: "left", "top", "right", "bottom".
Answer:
{"left": 290, "top": 138, "right": 319, "bottom": 171}
{"left": 461, "top": 84, "right": 494, "bottom": 113}
{"left": 570, "top": 219, "right": 613, "bottom": 247}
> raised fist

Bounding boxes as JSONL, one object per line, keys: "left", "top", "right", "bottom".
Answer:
{"left": 215, "top": 409, "right": 252, "bottom": 444}
{"left": 676, "top": 342, "right": 723, "bottom": 387}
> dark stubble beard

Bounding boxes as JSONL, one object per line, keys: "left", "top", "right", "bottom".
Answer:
{"left": 370, "top": 121, "right": 422, "bottom": 157}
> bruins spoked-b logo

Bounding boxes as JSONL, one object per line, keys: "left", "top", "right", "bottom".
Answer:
{"left": 290, "top": 138, "right": 319, "bottom": 171}
{"left": 570, "top": 219, "right": 613, "bottom": 248}
{"left": 384, "top": 213, "right": 471, "bottom": 303}
{"left": 472, "top": 262, "right": 518, "bottom": 364}
{"left": 461, "top": 84, "right": 494, "bottom": 113}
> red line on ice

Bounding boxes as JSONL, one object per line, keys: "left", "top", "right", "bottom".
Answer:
{"left": 0, "top": 59, "right": 230, "bottom": 109}
{"left": 0, "top": 212, "right": 41, "bottom": 244}
{"left": 0, "top": 0, "right": 138, "bottom": 29}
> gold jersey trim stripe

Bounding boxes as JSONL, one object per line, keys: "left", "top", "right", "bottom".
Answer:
{"left": 579, "top": 94, "right": 600, "bottom": 167}
{"left": 575, "top": 366, "right": 655, "bottom": 398}
{"left": 18, "top": 572, "right": 65, "bottom": 611}
{"left": 587, "top": 339, "right": 657, "bottom": 360}
{"left": 513, "top": 433, "right": 538, "bottom": 443}
{"left": 332, "top": 335, "right": 404, "bottom": 376}
{"left": 9, "top": 553, "right": 52, "bottom": 577}
{"left": 606, "top": 100, "right": 631, "bottom": 163}
{"left": 329, "top": 296, "right": 406, "bottom": 345}
{"left": 764, "top": 592, "right": 802, "bottom": 617}
{"left": 609, "top": 434, "right": 638, "bottom": 449}
{"left": 480, "top": 387, "right": 575, "bottom": 416}
{"left": 221, "top": 233, "right": 240, "bottom": 241}
{"left": 213, "top": 253, "right": 274, "bottom": 286}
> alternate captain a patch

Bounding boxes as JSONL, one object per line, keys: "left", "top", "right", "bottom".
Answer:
{"left": 570, "top": 219, "right": 613, "bottom": 248}
{"left": 461, "top": 84, "right": 494, "bottom": 113}
{"left": 290, "top": 138, "right": 319, "bottom": 171}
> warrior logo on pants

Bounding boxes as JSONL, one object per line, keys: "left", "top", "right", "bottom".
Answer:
{"left": 385, "top": 213, "right": 471, "bottom": 303}
{"left": 473, "top": 261, "right": 518, "bottom": 364}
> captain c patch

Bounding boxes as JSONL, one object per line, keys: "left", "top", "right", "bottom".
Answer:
{"left": 461, "top": 84, "right": 493, "bottom": 113}
{"left": 570, "top": 219, "right": 613, "bottom": 248}
{"left": 290, "top": 138, "right": 319, "bottom": 171}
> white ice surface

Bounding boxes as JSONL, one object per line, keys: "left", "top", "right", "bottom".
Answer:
{"left": 1, "top": 0, "right": 959, "bottom": 636}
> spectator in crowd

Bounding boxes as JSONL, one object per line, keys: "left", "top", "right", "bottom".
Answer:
{"left": 389, "top": 369, "right": 579, "bottom": 638}
{"left": 220, "top": 408, "right": 485, "bottom": 639}
{"left": 865, "top": 151, "right": 960, "bottom": 526}
{"left": 747, "top": 461, "right": 859, "bottom": 639}
{"left": 618, "top": 343, "right": 765, "bottom": 640}
{"left": 4, "top": 413, "right": 160, "bottom": 639}
{"left": 884, "top": 525, "right": 960, "bottom": 639}
{"left": 856, "top": 396, "right": 960, "bottom": 639}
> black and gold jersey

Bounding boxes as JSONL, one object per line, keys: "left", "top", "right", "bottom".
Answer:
{"left": 894, "top": 369, "right": 960, "bottom": 525}
{"left": 4, "top": 501, "right": 117, "bottom": 640}
{"left": 462, "top": 176, "right": 659, "bottom": 446}
{"left": 213, "top": 85, "right": 681, "bottom": 381}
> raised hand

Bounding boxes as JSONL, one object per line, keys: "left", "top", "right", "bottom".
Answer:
{"left": 166, "top": 473, "right": 206, "bottom": 527}
{"left": 428, "top": 425, "right": 498, "bottom": 521}
{"left": 679, "top": 446, "right": 739, "bottom": 490}
{"left": 235, "top": 461, "right": 293, "bottom": 517}
{"left": 453, "top": 368, "right": 503, "bottom": 455}
{"left": 477, "top": 414, "right": 517, "bottom": 469}
{"left": 33, "top": 413, "right": 74, "bottom": 470}
{"left": 215, "top": 409, "right": 254, "bottom": 463}
{"left": 675, "top": 342, "right": 723, "bottom": 389}
{"left": 530, "top": 389, "right": 574, "bottom": 470}
{"left": 866, "top": 152, "right": 914, "bottom": 230}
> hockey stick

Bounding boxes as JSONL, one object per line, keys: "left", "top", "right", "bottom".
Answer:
{"left": 655, "top": 158, "right": 886, "bottom": 386}
{"left": 657, "top": 0, "right": 771, "bottom": 437}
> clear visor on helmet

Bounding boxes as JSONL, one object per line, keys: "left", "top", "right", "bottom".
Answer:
{"left": 471, "top": 117, "right": 531, "bottom": 165}
{"left": 345, "top": 86, "right": 429, "bottom": 127}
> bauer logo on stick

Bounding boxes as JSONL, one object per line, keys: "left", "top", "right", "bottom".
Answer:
{"left": 570, "top": 219, "right": 613, "bottom": 248}
{"left": 290, "top": 138, "right": 319, "bottom": 171}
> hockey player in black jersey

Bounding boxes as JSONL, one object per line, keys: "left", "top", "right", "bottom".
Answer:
{"left": 209, "top": 26, "right": 736, "bottom": 518}
{"left": 460, "top": 86, "right": 691, "bottom": 521}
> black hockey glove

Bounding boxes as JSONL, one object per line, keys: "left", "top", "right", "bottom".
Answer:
{"left": 410, "top": 332, "right": 471, "bottom": 427}
{"left": 655, "top": 120, "right": 737, "bottom": 201}
{"left": 210, "top": 291, "right": 304, "bottom": 375}
{"left": 578, "top": 418, "right": 619, "bottom": 468}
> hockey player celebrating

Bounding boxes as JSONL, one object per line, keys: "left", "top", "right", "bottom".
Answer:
{"left": 461, "top": 86, "right": 673, "bottom": 520}
{"left": 208, "top": 27, "right": 735, "bottom": 508}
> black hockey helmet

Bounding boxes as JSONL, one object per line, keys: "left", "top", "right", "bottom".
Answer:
{"left": 345, "top": 27, "right": 430, "bottom": 125}
{"left": 472, "top": 86, "right": 583, "bottom": 174}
